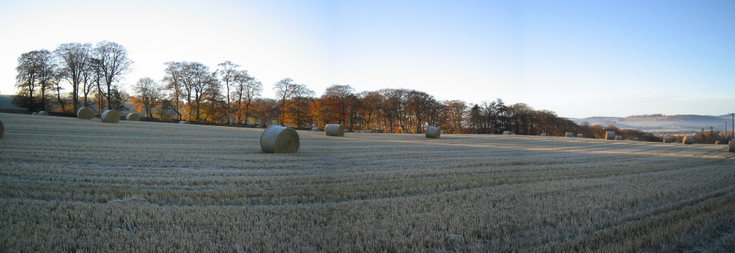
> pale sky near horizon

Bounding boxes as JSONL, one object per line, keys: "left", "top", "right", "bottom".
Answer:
{"left": 0, "top": 0, "right": 733, "bottom": 118}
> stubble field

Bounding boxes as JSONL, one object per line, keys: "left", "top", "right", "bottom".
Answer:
{"left": 1, "top": 112, "right": 734, "bottom": 252}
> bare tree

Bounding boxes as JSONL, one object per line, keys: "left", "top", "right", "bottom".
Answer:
{"left": 55, "top": 43, "right": 91, "bottom": 113}
{"left": 273, "top": 78, "right": 314, "bottom": 124}
{"left": 163, "top": 62, "right": 183, "bottom": 120}
{"left": 179, "top": 62, "right": 212, "bottom": 121}
{"left": 35, "top": 52, "right": 58, "bottom": 111}
{"left": 94, "top": 41, "right": 131, "bottom": 110}
{"left": 217, "top": 61, "right": 239, "bottom": 125}
{"left": 52, "top": 71, "right": 66, "bottom": 112}
{"left": 133, "top": 77, "right": 162, "bottom": 119}
{"left": 15, "top": 50, "right": 53, "bottom": 110}
{"left": 231, "top": 70, "right": 261, "bottom": 124}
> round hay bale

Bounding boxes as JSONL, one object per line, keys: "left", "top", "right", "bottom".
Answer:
{"left": 426, "top": 126, "right": 441, "bottom": 138}
{"left": 615, "top": 135, "right": 622, "bottom": 140}
{"left": 311, "top": 126, "right": 322, "bottom": 131}
{"left": 663, "top": 136, "right": 671, "bottom": 143}
{"left": 565, "top": 132, "right": 574, "bottom": 137}
{"left": 77, "top": 107, "right": 95, "bottom": 120}
{"left": 682, "top": 136, "right": 694, "bottom": 144}
{"left": 729, "top": 139, "right": 734, "bottom": 152}
{"left": 179, "top": 121, "right": 187, "bottom": 124}
{"left": 126, "top": 113, "right": 140, "bottom": 121}
{"left": 32, "top": 112, "right": 37, "bottom": 115}
{"left": 260, "top": 125, "right": 300, "bottom": 153}
{"left": 503, "top": 130, "right": 513, "bottom": 135}
{"left": 605, "top": 131, "right": 615, "bottom": 140}
{"left": 577, "top": 133, "right": 583, "bottom": 138}
{"left": 540, "top": 133, "right": 547, "bottom": 136}
{"left": 325, "top": 124, "right": 344, "bottom": 137}
{"left": 101, "top": 110, "right": 120, "bottom": 123}
{"left": 38, "top": 111, "right": 49, "bottom": 116}
{"left": 0, "top": 119, "right": 4, "bottom": 140}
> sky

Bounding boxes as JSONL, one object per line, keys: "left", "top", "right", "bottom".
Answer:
{"left": 0, "top": 0, "right": 733, "bottom": 118}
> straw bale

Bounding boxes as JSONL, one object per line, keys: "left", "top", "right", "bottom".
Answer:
{"left": 126, "top": 113, "right": 140, "bottom": 121}
{"left": 77, "top": 107, "right": 95, "bottom": 120}
{"left": 426, "top": 126, "right": 441, "bottom": 138}
{"left": 325, "top": 124, "right": 345, "bottom": 136}
{"left": 260, "top": 125, "right": 300, "bottom": 153}
{"left": 101, "top": 110, "right": 120, "bottom": 123}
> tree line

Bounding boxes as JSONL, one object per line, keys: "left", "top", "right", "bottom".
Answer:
{"left": 15, "top": 41, "right": 661, "bottom": 138}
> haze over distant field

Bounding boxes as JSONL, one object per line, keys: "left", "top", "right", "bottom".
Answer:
{"left": 0, "top": 0, "right": 733, "bottom": 118}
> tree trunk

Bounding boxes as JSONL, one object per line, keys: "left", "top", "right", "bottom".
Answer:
{"left": 106, "top": 80, "right": 111, "bottom": 110}
{"left": 56, "top": 86, "right": 66, "bottom": 112}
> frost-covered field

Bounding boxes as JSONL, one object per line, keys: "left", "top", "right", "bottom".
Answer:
{"left": 1, "top": 112, "right": 734, "bottom": 252}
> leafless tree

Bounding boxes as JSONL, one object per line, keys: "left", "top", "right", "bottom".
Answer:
{"left": 94, "top": 41, "right": 131, "bottom": 110}
{"left": 217, "top": 61, "right": 239, "bottom": 125}
{"left": 273, "top": 78, "right": 313, "bottom": 125}
{"left": 133, "top": 77, "right": 162, "bottom": 119}
{"left": 163, "top": 62, "right": 183, "bottom": 120}
{"left": 15, "top": 50, "right": 53, "bottom": 110}
{"left": 55, "top": 43, "right": 91, "bottom": 113}
{"left": 231, "top": 70, "right": 261, "bottom": 124}
{"left": 179, "top": 62, "right": 212, "bottom": 121}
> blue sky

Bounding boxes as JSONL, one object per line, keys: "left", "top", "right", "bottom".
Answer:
{"left": 0, "top": 0, "right": 732, "bottom": 118}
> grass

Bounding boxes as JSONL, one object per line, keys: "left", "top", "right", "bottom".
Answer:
{"left": 1, "top": 112, "right": 734, "bottom": 252}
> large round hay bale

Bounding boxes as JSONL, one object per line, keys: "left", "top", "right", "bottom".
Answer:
{"left": 126, "top": 113, "right": 140, "bottom": 121}
{"left": 577, "top": 133, "right": 583, "bottom": 138}
{"left": 77, "top": 107, "right": 95, "bottom": 120}
{"left": 260, "top": 125, "right": 300, "bottom": 153}
{"left": 0, "top": 119, "right": 4, "bottom": 140}
{"left": 605, "top": 131, "right": 615, "bottom": 140}
{"left": 565, "top": 132, "right": 574, "bottom": 137}
{"left": 540, "top": 133, "right": 547, "bottom": 136}
{"left": 325, "top": 124, "right": 344, "bottom": 137}
{"left": 38, "top": 111, "right": 49, "bottom": 116}
{"left": 729, "top": 139, "right": 735, "bottom": 152}
{"left": 101, "top": 110, "right": 120, "bottom": 123}
{"left": 426, "top": 126, "right": 441, "bottom": 138}
{"left": 32, "top": 112, "right": 37, "bottom": 115}
{"left": 311, "top": 126, "right": 322, "bottom": 131}
{"left": 663, "top": 136, "right": 671, "bottom": 143}
{"left": 503, "top": 130, "right": 513, "bottom": 135}
{"left": 615, "top": 135, "right": 622, "bottom": 140}
{"left": 682, "top": 136, "right": 694, "bottom": 144}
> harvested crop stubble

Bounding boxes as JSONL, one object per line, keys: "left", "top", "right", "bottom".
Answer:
{"left": 325, "top": 124, "right": 344, "bottom": 136}
{"left": 1, "top": 112, "right": 735, "bottom": 252}
{"left": 77, "top": 107, "right": 95, "bottom": 120}
{"left": 260, "top": 125, "right": 300, "bottom": 153}
{"left": 101, "top": 110, "right": 120, "bottom": 123}
{"left": 126, "top": 113, "right": 140, "bottom": 121}
{"left": 426, "top": 126, "right": 441, "bottom": 138}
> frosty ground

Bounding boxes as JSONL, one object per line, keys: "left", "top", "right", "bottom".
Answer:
{"left": 1, "top": 112, "right": 734, "bottom": 252}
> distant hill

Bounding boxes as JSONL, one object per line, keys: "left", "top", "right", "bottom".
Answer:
{"left": 572, "top": 114, "right": 734, "bottom": 135}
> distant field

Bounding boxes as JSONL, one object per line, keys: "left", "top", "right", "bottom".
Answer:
{"left": 1, "top": 112, "right": 734, "bottom": 252}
